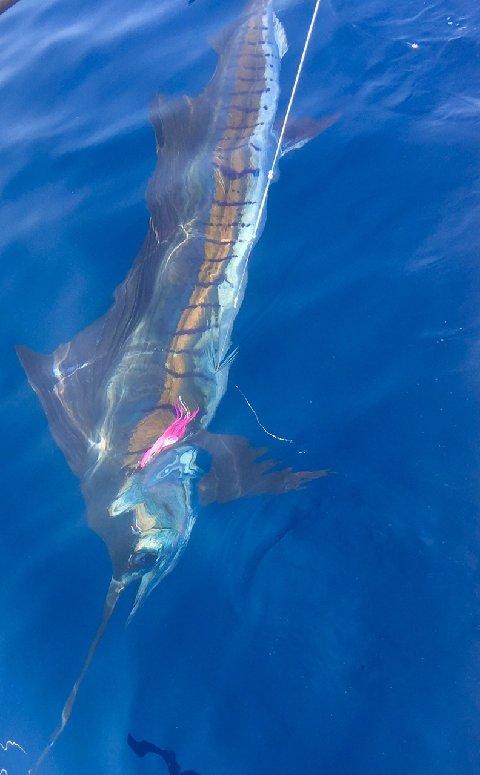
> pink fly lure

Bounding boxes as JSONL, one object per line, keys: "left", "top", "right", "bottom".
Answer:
{"left": 138, "top": 400, "right": 199, "bottom": 469}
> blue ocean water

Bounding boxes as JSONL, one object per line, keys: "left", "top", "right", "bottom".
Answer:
{"left": 1, "top": 0, "right": 480, "bottom": 773}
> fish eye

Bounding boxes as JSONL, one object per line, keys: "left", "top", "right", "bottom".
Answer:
{"left": 128, "top": 548, "right": 158, "bottom": 571}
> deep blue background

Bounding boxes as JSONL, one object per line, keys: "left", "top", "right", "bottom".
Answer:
{"left": 1, "top": 0, "right": 480, "bottom": 773}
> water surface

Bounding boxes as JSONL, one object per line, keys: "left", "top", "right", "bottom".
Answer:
{"left": 1, "top": 0, "right": 479, "bottom": 773}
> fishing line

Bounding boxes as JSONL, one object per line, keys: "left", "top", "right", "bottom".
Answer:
{"left": 233, "top": 2, "right": 322, "bottom": 440}
{"left": 235, "top": 383, "right": 293, "bottom": 443}
{"left": 234, "top": 0, "right": 322, "bottom": 309}
{"left": 253, "top": 0, "right": 323, "bottom": 237}
{"left": 0, "top": 741, "right": 26, "bottom": 755}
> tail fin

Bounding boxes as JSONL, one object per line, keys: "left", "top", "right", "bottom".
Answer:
{"left": 29, "top": 579, "right": 124, "bottom": 774}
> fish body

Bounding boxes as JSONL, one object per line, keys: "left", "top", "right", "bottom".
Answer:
{"left": 99, "top": 0, "right": 287, "bottom": 609}
{"left": 20, "top": 0, "right": 294, "bottom": 613}
{"left": 104, "top": 0, "right": 286, "bottom": 460}
{"left": 18, "top": 2, "right": 331, "bottom": 767}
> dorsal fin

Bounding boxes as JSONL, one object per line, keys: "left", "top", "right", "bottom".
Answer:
{"left": 147, "top": 91, "right": 215, "bottom": 243}
{"left": 16, "top": 220, "right": 164, "bottom": 477}
{"left": 17, "top": 344, "right": 93, "bottom": 476}
{"left": 209, "top": 25, "right": 235, "bottom": 56}
{"left": 16, "top": 219, "right": 167, "bottom": 477}
{"left": 17, "top": 86, "right": 218, "bottom": 477}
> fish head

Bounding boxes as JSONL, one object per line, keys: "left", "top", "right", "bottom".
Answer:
{"left": 108, "top": 445, "right": 199, "bottom": 620}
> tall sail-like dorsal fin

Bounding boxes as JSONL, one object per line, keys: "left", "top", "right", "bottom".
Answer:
{"left": 274, "top": 14, "right": 288, "bottom": 58}
{"left": 16, "top": 229, "right": 180, "bottom": 477}
{"left": 209, "top": 22, "right": 237, "bottom": 56}
{"left": 17, "top": 344, "right": 93, "bottom": 476}
{"left": 17, "top": 87, "right": 218, "bottom": 477}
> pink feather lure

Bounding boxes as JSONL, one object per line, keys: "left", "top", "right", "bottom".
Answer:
{"left": 138, "top": 401, "right": 199, "bottom": 469}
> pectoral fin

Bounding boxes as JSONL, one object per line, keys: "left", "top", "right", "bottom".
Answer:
{"left": 193, "top": 431, "right": 327, "bottom": 506}
{"left": 280, "top": 114, "right": 340, "bottom": 155}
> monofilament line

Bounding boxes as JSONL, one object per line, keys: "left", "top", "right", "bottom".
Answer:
{"left": 235, "top": 383, "right": 293, "bottom": 443}
{"left": 253, "top": 0, "right": 323, "bottom": 237}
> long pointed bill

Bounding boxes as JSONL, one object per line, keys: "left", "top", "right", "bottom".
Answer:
{"left": 29, "top": 578, "right": 124, "bottom": 774}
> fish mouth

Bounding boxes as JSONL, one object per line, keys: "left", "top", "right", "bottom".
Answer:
{"left": 128, "top": 546, "right": 159, "bottom": 572}
{"left": 122, "top": 528, "right": 186, "bottom": 624}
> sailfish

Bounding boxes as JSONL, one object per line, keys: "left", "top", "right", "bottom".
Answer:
{"left": 18, "top": 0, "right": 331, "bottom": 770}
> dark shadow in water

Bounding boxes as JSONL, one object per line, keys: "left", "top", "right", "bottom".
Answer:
{"left": 128, "top": 734, "right": 201, "bottom": 775}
